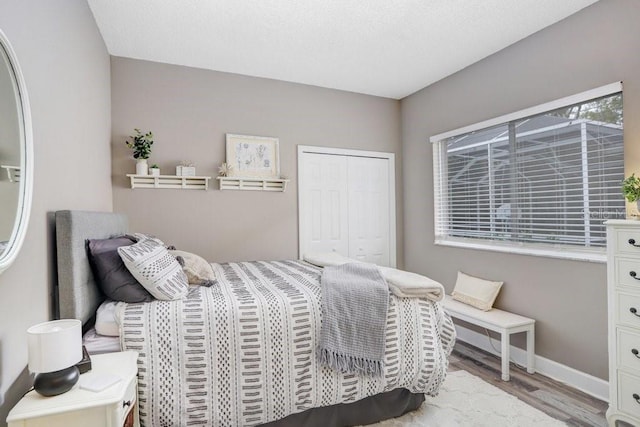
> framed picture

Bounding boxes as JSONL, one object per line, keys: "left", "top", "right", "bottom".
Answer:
{"left": 226, "top": 134, "right": 280, "bottom": 178}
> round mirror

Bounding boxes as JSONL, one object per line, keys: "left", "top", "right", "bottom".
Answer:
{"left": 0, "top": 28, "right": 33, "bottom": 274}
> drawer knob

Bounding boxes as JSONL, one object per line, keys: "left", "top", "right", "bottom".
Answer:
{"left": 630, "top": 307, "right": 640, "bottom": 317}
{"left": 634, "top": 393, "right": 640, "bottom": 404}
{"left": 633, "top": 349, "right": 640, "bottom": 358}
{"left": 630, "top": 239, "right": 640, "bottom": 247}
{"left": 631, "top": 271, "right": 640, "bottom": 281}
{"left": 123, "top": 400, "right": 132, "bottom": 408}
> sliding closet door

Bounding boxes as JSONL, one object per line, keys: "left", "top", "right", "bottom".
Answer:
{"left": 298, "top": 152, "right": 349, "bottom": 257}
{"left": 298, "top": 146, "right": 395, "bottom": 267}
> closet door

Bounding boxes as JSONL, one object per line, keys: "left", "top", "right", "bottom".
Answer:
{"left": 347, "top": 156, "right": 390, "bottom": 265}
{"left": 298, "top": 152, "right": 349, "bottom": 257}
{"left": 298, "top": 147, "right": 395, "bottom": 267}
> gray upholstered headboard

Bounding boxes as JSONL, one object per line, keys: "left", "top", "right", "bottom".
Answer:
{"left": 55, "top": 210, "right": 128, "bottom": 325}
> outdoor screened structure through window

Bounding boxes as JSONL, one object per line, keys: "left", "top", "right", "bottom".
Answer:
{"left": 431, "top": 83, "right": 624, "bottom": 261}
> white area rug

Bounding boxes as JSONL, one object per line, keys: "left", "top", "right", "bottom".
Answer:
{"left": 368, "top": 370, "right": 566, "bottom": 427}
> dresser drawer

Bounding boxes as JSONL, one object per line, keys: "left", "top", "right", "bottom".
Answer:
{"left": 618, "top": 370, "right": 640, "bottom": 418}
{"left": 615, "top": 229, "right": 640, "bottom": 256}
{"left": 616, "top": 258, "right": 640, "bottom": 289}
{"left": 619, "top": 329, "right": 640, "bottom": 372}
{"left": 617, "top": 293, "right": 640, "bottom": 328}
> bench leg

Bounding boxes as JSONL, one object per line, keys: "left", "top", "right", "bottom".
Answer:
{"left": 526, "top": 326, "right": 535, "bottom": 374}
{"left": 501, "top": 330, "right": 510, "bottom": 381}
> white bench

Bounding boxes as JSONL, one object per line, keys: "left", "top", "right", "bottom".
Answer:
{"left": 443, "top": 295, "right": 535, "bottom": 381}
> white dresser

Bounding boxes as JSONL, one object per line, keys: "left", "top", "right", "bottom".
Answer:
{"left": 606, "top": 220, "right": 640, "bottom": 426}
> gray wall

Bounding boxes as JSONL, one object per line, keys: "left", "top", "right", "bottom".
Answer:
{"left": 111, "top": 58, "right": 403, "bottom": 265}
{"left": 0, "top": 1, "right": 112, "bottom": 424}
{"left": 401, "top": 0, "right": 640, "bottom": 380}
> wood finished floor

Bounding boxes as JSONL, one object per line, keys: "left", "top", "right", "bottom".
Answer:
{"left": 449, "top": 341, "right": 610, "bottom": 427}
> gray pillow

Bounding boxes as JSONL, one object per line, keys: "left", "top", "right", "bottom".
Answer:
{"left": 87, "top": 236, "right": 154, "bottom": 303}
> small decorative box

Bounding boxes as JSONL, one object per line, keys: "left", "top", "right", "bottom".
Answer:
{"left": 176, "top": 165, "right": 196, "bottom": 176}
{"left": 181, "top": 166, "right": 196, "bottom": 176}
{"left": 75, "top": 345, "right": 92, "bottom": 374}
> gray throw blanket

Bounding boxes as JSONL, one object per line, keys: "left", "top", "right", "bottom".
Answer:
{"left": 318, "top": 262, "right": 389, "bottom": 376}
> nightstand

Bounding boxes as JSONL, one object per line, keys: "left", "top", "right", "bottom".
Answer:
{"left": 7, "top": 351, "right": 139, "bottom": 427}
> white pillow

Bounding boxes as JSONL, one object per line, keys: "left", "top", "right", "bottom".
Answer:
{"left": 118, "top": 238, "right": 189, "bottom": 300}
{"left": 169, "top": 250, "right": 216, "bottom": 285}
{"left": 451, "top": 271, "right": 503, "bottom": 311}
{"left": 95, "top": 300, "right": 120, "bottom": 337}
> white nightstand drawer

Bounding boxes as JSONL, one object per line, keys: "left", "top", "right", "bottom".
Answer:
{"left": 618, "top": 370, "right": 640, "bottom": 418}
{"left": 616, "top": 258, "right": 640, "bottom": 289}
{"left": 615, "top": 229, "right": 640, "bottom": 255}
{"left": 617, "top": 293, "right": 640, "bottom": 328}
{"left": 618, "top": 329, "right": 640, "bottom": 372}
{"left": 115, "top": 376, "right": 137, "bottom": 426}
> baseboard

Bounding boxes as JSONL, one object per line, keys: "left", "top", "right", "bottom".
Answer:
{"left": 453, "top": 324, "right": 609, "bottom": 402}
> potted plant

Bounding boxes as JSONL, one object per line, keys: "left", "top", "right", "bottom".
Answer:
{"left": 622, "top": 174, "right": 640, "bottom": 211}
{"left": 150, "top": 164, "right": 160, "bottom": 176}
{"left": 125, "top": 128, "right": 154, "bottom": 175}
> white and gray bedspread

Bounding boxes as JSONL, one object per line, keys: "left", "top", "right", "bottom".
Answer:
{"left": 119, "top": 260, "right": 456, "bottom": 427}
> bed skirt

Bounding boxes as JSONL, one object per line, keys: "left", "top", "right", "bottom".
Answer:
{"left": 259, "top": 388, "right": 425, "bottom": 427}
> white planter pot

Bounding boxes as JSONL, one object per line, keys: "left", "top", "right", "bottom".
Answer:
{"left": 136, "top": 159, "right": 148, "bottom": 176}
{"left": 150, "top": 168, "right": 160, "bottom": 176}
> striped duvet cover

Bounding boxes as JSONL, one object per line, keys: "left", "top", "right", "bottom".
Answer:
{"left": 119, "top": 260, "right": 456, "bottom": 427}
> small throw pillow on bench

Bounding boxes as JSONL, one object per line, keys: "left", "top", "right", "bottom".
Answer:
{"left": 451, "top": 271, "right": 503, "bottom": 311}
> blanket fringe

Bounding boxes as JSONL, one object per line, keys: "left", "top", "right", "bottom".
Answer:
{"left": 318, "top": 348, "right": 384, "bottom": 377}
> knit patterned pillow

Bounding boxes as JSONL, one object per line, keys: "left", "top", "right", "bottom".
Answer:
{"left": 118, "top": 237, "right": 189, "bottom": 300}
{"left": 169, "top": 250, "right": 216, "bottom": 285}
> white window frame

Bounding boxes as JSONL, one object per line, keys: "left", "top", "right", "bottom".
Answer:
{"left": 430, "top": 82, "right": 623, "bottom": 263}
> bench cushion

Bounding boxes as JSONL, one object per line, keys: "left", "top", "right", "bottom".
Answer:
{"left": 443, "top": 295, "right": 534, "bottom": 330}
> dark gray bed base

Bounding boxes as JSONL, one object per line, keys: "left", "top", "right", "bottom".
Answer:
{"left": 260, "top": 388, "right": 425, "bottom": 427}
{"left": 54, "top": 210, "right": 426, "bottom": 426}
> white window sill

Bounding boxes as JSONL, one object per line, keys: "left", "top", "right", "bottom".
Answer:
{"left": 434, "top": 237, "right": 606, "bottom": 263}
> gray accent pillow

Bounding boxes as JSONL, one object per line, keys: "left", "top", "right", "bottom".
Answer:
{"left": 86, "top": 236, "right": 154, "bottom": 303}
{"left": 118, "top": 238, "right": 189, "bottom": 300}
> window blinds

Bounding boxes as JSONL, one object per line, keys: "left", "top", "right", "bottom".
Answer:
{"left": 432, "top": 86, "right": 623, "bottom": 256}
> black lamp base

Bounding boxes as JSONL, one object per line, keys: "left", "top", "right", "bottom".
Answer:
{"left": 34, "top": 366, "right": 79, "bottom": 397}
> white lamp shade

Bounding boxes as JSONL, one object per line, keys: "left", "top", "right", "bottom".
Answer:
{"left": 27, "top": 319, "right": 82, "bottom": 373}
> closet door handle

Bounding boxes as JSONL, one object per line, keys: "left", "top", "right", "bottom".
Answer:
{"left": 629, "top": 239, "right": 640, "bottom": 247}
{"left": 634, "top": 393, "right": 640, "bottom": 404}
{"left": 630, "top": 271, "right": 640, "bottom": 280}
{"left": 633, "top": 349, "right": 640, "bottom": 359}
{"left": 630, "top": 307, "right": 640, "bottom": 317}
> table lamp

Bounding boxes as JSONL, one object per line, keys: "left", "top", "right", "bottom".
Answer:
{"left": 27, "top": 319, "right": 82, "bottom": 396}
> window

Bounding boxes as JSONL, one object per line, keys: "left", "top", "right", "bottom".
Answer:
{"left": 431, "top": 83, "right": 624, "bottom": 261}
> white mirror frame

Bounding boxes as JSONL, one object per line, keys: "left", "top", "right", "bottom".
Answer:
{"left": 0, "top": 28, "right": 33, "bottom": 274}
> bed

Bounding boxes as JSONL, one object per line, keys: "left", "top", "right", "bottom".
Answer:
{"left": 55, "top": 210, "right": 456, "bottom": 427}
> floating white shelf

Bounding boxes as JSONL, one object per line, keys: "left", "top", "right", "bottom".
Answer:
{"left": 127, "top": 174, "right": 211, "bottom": 190}
{"left": 217, "top": 176, "right": 289, "bottom": 192}
{"left": 1, "top": 165, "right": 20, "bottom": 183}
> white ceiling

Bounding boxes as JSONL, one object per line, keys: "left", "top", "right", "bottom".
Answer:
{"left": 88, "top": 0, "right": 599, "bottom": 99}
